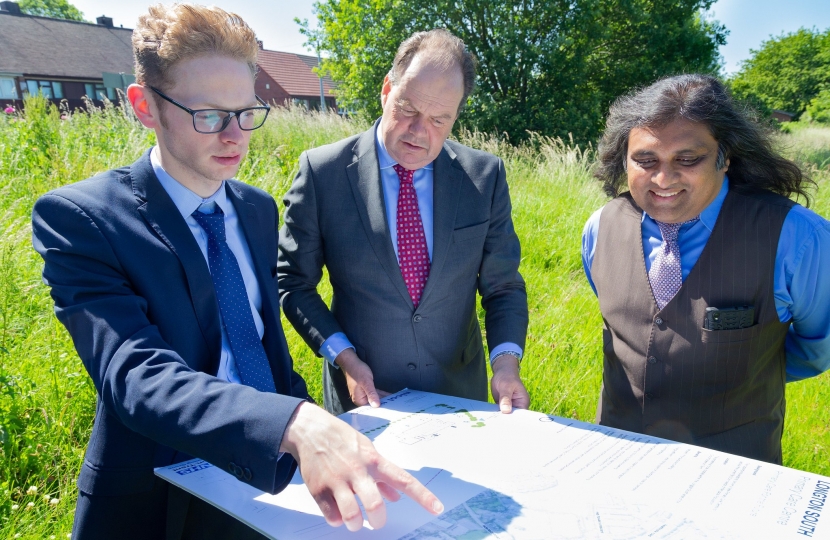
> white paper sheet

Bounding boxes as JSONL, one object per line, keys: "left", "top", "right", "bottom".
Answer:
{"left": 156, "top": 389, "right": 830, "bottom": 539}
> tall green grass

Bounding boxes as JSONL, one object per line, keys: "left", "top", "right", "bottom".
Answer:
{"left": 0, "top": 97, "right": 827, "bottom": 537}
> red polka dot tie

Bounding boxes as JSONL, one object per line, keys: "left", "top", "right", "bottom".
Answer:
{"left": 394, "top": 164, "right": 430, "bottom": 307}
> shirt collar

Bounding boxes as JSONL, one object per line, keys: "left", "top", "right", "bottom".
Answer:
{"left": 374, "top": 119, "right": 433, "bottom": 172}
{"left": 698, "top": 176, "right": 730, "bottom": 232}
{"left": 641, "top": 176, "right": 730, "bottom": 233}
{"left": 150, "top": 146, "right": 229, "bottom": 218}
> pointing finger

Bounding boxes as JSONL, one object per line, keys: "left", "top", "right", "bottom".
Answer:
{"left": 374, "top": 458, "right": 444, "bottom": 516}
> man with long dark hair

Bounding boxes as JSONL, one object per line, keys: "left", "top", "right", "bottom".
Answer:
{"left": 582, "top": 74, "right": 830, "bottom": 463}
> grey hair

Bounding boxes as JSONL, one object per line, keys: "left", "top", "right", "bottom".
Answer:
{"left": 596, "top": 74, "right": 811, "bottom": 204}
{"left": 387, "top": 28, "right": 477, "bottom": 114}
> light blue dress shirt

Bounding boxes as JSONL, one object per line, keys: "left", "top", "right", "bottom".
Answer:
{"left": 320, "top": 123, "right": 523, "bottom": 367}
{"left": 151, "top": 147, "right": 264, "bottom": 384}
{"left": 582, "top": 177, "right": 830, "bottom": 382}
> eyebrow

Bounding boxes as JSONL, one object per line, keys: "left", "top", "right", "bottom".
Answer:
{"left": 630, "top": 147, "right": 709, "bottom": 156}
{"left": 396, "top": 98, "right": 454, "bottom": 120}
{"left": 199, "top": 100, "right": 260, "bottom": 110}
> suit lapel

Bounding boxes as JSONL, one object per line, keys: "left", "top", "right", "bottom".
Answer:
{"left": 131, "top": 152, "right": 222, "bottom": 368}
{"left": 225, "top": 182, "right": 292, "bottom": 390}
{"left": 419, "top": 144, "right": 463, "bottom": 307}
{"left": 225, "top": 182, "right": 280, "bottom": 326}
{"left": 346, "top": 124, "right": 413, "bottom": 306}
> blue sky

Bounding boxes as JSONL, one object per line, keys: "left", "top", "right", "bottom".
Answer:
{"left": 69, "top": 0, "right": 830, "bottom": 75}
{"left": 710, "top": 0, "right": 830, "bottom": 74}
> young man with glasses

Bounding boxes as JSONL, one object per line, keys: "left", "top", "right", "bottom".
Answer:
{"left": 31, "top": 4, "right": 441, "bottom": 539}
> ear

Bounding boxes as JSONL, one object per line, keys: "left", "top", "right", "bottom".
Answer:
{"left": 127, "top": 84, "right": 161, "bottom": 129}
{"left": 380, "top": 74, "right": 393, "bottom": 108}
{"left": 722, "top": 158, "right": 730, "bottom": 173}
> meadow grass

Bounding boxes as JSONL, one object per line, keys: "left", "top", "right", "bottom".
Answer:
{"left": 0, "top": 97, "right": 827, "bottom": 537}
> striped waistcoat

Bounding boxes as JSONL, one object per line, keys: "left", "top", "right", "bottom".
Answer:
{"left": 592, "top": 186, "right": 794, "bottom": 463}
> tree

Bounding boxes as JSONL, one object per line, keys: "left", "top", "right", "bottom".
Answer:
{"left": 730, "top": 28, "right": 830, "bottom": 119}
{"left": 18, "top": 0, "right": 85, "bottom": 21}
{"left": 805, "top": 87, "right": 830, "bottom": 124}
{"left": 299, "top": 0, "right": 726, "bottom": 144}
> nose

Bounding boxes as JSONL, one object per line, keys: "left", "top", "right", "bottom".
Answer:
{"left": 219, "top": 114, "right": 245, "bottom": 144}
{"left": 408, "top": 114, "right": 426, "bottom": 136}
{"left": 650, "top": 163, "right": 676, "bottom": 188}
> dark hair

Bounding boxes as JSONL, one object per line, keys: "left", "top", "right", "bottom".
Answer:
{"left": 595, "top": 74, "right": 813, "bottom": 205}
{"left": 388, "top": 29, "right": 477, "bottom": 114}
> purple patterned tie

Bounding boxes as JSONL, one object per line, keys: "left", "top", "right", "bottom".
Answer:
{"left": 393, "top": 164, "right": 430, "bottom": 307}
{"left": 649, "top": 218, "right": 699, "bottom": 310}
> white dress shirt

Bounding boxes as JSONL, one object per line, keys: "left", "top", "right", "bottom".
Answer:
{"left": 151, "top": 147, "right": 263, "bottom": 384}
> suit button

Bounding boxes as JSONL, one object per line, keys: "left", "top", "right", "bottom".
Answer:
{"left": 654, "top": 317, "right": 663, "bottom": 325}
{"left": 645, "top": 393, "right": 655, "bottom": 400}
{"left": 243, "top": 468, "right": 252, "bottom": 481}
{"left": 648, "top": 356, "right": 657, "bottom": 364}
{"left": 644, "top": 423, "right": 653, "bottom": 430}
{"left": 228, "top": 462, "right": 240, "bottom": 477}
{"left": 413, "top": 315, "right": 422, "bottom": 323}
{"left": 407, "top": 363, "right": 417, "bottom": 370}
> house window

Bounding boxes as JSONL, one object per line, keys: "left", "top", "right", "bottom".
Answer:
{"left": 84, "top": 83, "right": 116, "bottom": 101}
{"left": 25, "top": 80, "right": 64, "bottom": 99}
{"left": 292, "top": 98, "right": 310, "bottom": 109}
{"left": 0, "top": 77, "right": 17, "bottom": 99}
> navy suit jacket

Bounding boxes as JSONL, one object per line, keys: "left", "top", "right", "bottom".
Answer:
{"left": 32, "top": 150, "right": 309, "bottom": 537}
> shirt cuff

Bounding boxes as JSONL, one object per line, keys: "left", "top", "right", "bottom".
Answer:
{"left": 319, "top": 332, "right": 355, "bottom": 368}
{"left": 489, "top": 343, "right": 523, "bottom": 367}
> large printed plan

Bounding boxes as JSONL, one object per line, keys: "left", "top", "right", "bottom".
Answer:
{"left": 156, "top": 390, "right": 830, "bottom": 539}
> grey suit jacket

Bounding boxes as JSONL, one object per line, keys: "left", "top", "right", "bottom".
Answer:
{"left": 278, "top": 122, "right": 528, "bottom": 414}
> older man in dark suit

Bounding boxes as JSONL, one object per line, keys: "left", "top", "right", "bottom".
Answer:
{"left": 31, "top": 4, "right": 440, "bottom": 539}
{"left": 278, "top": 29, "right": 529, "bottom": 415}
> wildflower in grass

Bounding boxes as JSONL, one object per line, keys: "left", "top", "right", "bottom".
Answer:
{"left": 26, "top": 485, "right": 37, "bottom": 495}
{"left": 3, "top": 106, "right": 13, "bottom": 114}
{"left": 26, "top": 502, "right": 34, "bottom": 508}
{"left": 11, "top": 504, "right": 18, "bottom": 511}
{"left": 43, "top": 494, "right": 51, "bottom": 503}
{"left": 50, "top": 498, "right": 59, "bottom": 505}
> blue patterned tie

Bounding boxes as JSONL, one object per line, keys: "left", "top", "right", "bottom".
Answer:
{"left": 191, "top": 207, "right": 277, "bottom": 393}
{"left": 648, "top": 218, "right": 699, "bottom": 310}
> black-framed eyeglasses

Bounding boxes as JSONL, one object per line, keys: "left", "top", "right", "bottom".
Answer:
{"left": 149, "top": 86, "right": 270, "bottom": 134}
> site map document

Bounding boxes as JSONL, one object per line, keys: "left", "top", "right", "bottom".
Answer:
{"left": 156, "top": 389, "right": 830, "bottom": 539}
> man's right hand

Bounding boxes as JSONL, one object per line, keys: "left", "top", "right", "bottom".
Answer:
{"left": 335, "top": 348, "right": 387, "bottom": 408}
{"left": 280, "top": 402, "right": 444, "bottom": 531}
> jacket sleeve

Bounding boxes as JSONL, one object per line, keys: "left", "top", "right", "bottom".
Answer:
{"left": 278, "top": 151, "right": 345, "bottom": 355}
{"left": 32, "top": 191, "right": 303, "bottom": 495}
{"left": 479, "top": 158, "right": 529, "bottom": 352}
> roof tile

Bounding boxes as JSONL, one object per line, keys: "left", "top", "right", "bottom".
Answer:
{"left": 257, "top": 49, "right": 336, "bottom": 98}
{"left": 0, "top": 12, "right": 133, "bottom": 79}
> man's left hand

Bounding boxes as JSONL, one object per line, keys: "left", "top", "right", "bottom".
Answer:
{"left": 490, "top": 354, "right": 529, "bottom": 414}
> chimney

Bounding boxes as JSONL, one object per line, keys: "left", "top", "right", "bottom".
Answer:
{"left": 96, "top": 15, "right": 113, "bottom": 27}
{"left": 0, "top": 1, "right": 22, "bottom": 15}
{"left": 257, "top": 40, "right": 264, "bottom": 50}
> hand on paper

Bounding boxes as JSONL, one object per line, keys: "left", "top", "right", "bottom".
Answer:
{"left": 279, "top": 401, "right": 444, "bottom": 531}
{"left": 335, "top": 348, "right": 389, "bottom": 408}
{"left": 490, "top": 354, "right": 529, "bottom": 413}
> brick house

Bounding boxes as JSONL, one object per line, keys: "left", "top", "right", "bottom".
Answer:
{"left": 256, "top": 46, "right": 338, "bottom": 112}
{"left": 0, "top": 1, "right": 134, "bottom": 111}
{"left": 1, "top": 1, "right": 337, "bottom": 113}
